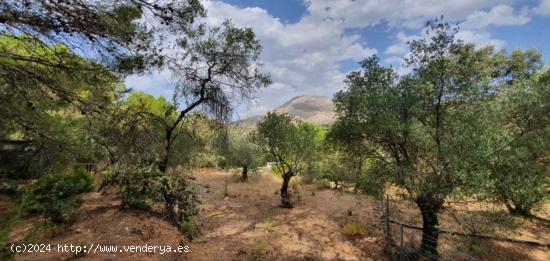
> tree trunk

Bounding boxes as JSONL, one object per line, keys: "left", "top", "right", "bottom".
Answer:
{"left": 353, "top": 157, "right": 363, "bottom": 193}
{"left": 240, "top": 165, "right": 248, "bottom": 182}
{"left": 280, "top": 173, "right": 293, "bottom": 208}
{"left": 416, "top": 197, "right": 442, "bottom": 260}
{"left": 159, "top": 129, "right": 173, "bottom": 173}
{"left": 158, "top": 154, "right": 169, "bottom": 173}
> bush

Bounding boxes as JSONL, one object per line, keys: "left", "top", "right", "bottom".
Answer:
{"left": 21, "top": 168, "right": 94, "bottom": 224}
{"left": 156, "top": 175, "right": 201, "bottom": 227}
{"left": 101, "top": 164, "right": 201, "bottom": 231}
{"left": 342, "top": 220, "right": 368, "bottom": 238}
{"left": 120, "top": 188, "right": 152, "bottom": 210}
{"left": 102, "top": 164, "right": 161, "bottom": 210}
{"left": 179, "top": 220, "right": 200, "bottom": 240}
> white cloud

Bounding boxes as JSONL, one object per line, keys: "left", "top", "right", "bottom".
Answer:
{"left": 305, "top": 0, "right": 501, "bottom": 29}
{"left": 205, "top": 0, "right": 516, "bottom": 115}
{"left": 536, "top": 0, "right": 550, "bottom": 15}
{"left": 385, "top": 32, "right": 421, "bottom": 56}
{"left": 125, "top": 0, "right": 537, "bottom": 117}
{"left": 382, "top": 3, "right": 526, "bottom": 73}
{"left": 462, "top": 5, "right": 530, "bottom": 29}
{"left": 202, "top": 0, "right": 377, "bottom": 114}
{"left": 456, "top": 30, "right": 507, "bottom": 50}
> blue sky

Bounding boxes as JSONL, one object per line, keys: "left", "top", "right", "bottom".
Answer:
{"left": 125, "top": 0, "right": 550, "bottom": 120}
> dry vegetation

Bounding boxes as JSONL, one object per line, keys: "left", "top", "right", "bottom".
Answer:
{"left": 3, "top": 169, "right": 549, "bottom": 260}
{"left": 386, "top": 194, "right": 550, "bottom": 261}
{"left": 3, "top": 169, "right": 387, "bottom": 261}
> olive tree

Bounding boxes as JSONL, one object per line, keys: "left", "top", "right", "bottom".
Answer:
{"left": 254, "top": 112, "right": 319, "bottom": 208}
{"left": 220, "top": 129, "right": 262, "bottom": 182}
{"left": 331, "top": 20, "right": 508, "bottom": 258}
{"left": 483, "top": 68, "right": 550, "bottom": 216}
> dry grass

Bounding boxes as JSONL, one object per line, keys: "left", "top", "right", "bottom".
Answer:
{"left": 342, "top": 219, "right": 369, "bottom": 238}
{"left": 3, "top": 168, "right": 383, "bottom": 260}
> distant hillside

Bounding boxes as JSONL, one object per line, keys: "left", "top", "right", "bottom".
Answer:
{"left": 235, "top": 95, "right": 336, "bottom": 127}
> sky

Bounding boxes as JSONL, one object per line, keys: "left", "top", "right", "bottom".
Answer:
{"left": 125, "top": 0, "right": 550, "bottom": 120}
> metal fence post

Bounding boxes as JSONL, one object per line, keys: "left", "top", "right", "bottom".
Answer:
{"left": 385, "top": 195, "right": 393, "bottom": 246}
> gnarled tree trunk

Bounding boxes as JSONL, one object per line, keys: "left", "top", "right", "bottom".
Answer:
{"left": 280, "top": 172, "right": 293, "bottom": 208}
{"left": 241, "top": 164, "right": 248, "bottom": 182}
{"left": 416, "top": 197, "right": 442, "bottom": 260}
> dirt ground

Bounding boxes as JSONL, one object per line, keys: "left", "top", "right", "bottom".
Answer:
{"left": 4, "top": 169, "right": 550, "bottom": 260}
{"left": 7, "top": 169, "right": 388, "bottom": 261}
{"left": 386, "top": 192, "right": 550, "bottom": 261}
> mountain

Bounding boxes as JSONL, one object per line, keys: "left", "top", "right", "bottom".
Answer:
{"left": 235, "top": 95, "right": 336, "bottom": 127}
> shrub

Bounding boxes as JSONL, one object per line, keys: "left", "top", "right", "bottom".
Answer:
{"left": 179, "top": 220, "right": 200, "bottom": 240}
{"left": 101, "top": 164, "right": 201, "bottom": 231}
{"left": 120, "top": 187, "right": 152, "bottom": 210}
{"left": 342, "top": 220, "right": 368, "bottom": 238}
{"left": 102, "top": 164, "right": 161, "bottom": 210}
{"left": 355, "top": 171, "right": 384, "bottom": 196}
{"left": 155, "top": 175, "right": 201, "bottom": 226}
{"left": 251, "top": 237, "right": 269, "bottom": 260}
{"left": 21, "top": 168, "right": 94, "bottom": 224}
{"left": 463, "top": 239, "right": 490, "bottom": 257}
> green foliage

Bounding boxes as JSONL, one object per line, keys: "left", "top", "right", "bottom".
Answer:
{"left": 21, "top": 168, "right": 94, "bottom": 224}
{"left": 314, "top": 179, "right": 331, "bottom": 190}
{"left": 331, "top": 18, "right": 549, "bottom": 255}
{"left": 332, "top": 21, "right": 541, "bottom": 205}
{"left": 254, "top": 113, "right": 322, "bottom": 177}
{"left": 179, "top": 220, "right": 201, "bottom": 240}
{"left": 101, "top": 164, "right": 162, "bottom": 210}
{"left": 155, "top": 19, "right": 270, "bottom": 172}
{"left": 480, "top": 68, "right": 550, "bottom": 215}
{"left": 1, "top": 0, "right": 205, "bottom": 73}
{"left": 101, "top": 164, "right": 201, "bottom": 226}
{"left": 317, "top": 149, "right": 351, "bottom": 189}
{"left": 219, "top": 128, "right": 263, "bottom": 178}
{"left": 255, "top": 112, "right": 322, "bottom": 207}
{"left": 93, "top": 92, "right": 224, "bottom": 169}
{"left": 156, "top": 174, "right": 201, "bottom": 224}
{"left": 0, "top": 36, "right": 123, "bottom": 177}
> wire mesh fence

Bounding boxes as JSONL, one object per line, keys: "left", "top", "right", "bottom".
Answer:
{"left": 378, "top": 193, "right": 550, "bottom": 261}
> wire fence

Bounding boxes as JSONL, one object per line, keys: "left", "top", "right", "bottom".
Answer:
{"left": 378, "top": 193, "right": 550, "bottom": 261}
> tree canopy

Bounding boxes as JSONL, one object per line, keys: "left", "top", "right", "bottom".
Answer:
{"left": 255, "top": 112, "right": 322, "bottom": 208}
{"left": 330, "top": 19, "right": 549, "bottom": 258}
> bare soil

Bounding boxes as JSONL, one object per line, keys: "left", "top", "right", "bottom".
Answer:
{"left": 386, "top": 192, "right": 550, "bottom": 261}
{"left": 5, "top": 169, "right": 549, "bottom": 260}
{"left": 8, "top": 169, "right": 387, "bottom": 261}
